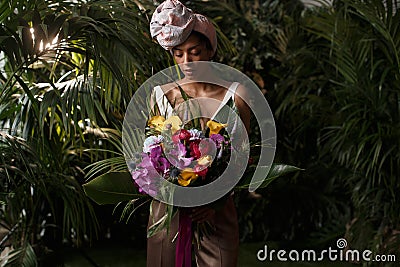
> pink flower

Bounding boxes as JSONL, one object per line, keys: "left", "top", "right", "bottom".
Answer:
{"left": 132, "top": 168, "right": 157, "bottom": 196}
{"left": 172, "top": 133, "right": 180, "bottom": 143}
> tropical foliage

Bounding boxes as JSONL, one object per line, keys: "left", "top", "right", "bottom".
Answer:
{"left": 1, "top": 0, "right": 399, "bottom": 266}
{"left": 194, "top": 0, "right": 400, "bottom": 261}
{"left": 283, "top": 0, "right": 400, "bottom": 257}
{"left": 0, "top": 0, "right": 168, "bottom": 264}
{"left": 247, "top": 0, "right": 399, "bottom": 259}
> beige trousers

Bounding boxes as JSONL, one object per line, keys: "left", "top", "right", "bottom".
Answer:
{"left": 146, "top": 196, "right": 239, "bottom": 267}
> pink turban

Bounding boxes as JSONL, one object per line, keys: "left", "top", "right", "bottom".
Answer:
{"left": 150, "top": 0, "right": 217, "bottom": 55}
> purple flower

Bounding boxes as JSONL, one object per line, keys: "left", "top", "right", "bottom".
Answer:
{"left": 138, "top": 153, "right": 155, "bottom": 169}
{"left": 210, "top": 134, "right": 224, "bottom": 143}
{"left": 131, "top": 154, "right": 159, "bottom": 196}
{"left": 132, "top": 168, "right": 157, "bottom": 195}
{"left": 149, "top": 146, "right": 170, "bottom": 174}
{"left": 210, "top": 134, "right": 225, "bottom": 148}
{"left": 150, "top": 145, "right": 162, "bottom": 159}
{"left": 167, "top": 142, "right": 193, "bottom": 169}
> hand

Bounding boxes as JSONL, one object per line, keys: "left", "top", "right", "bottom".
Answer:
{"left": 190, "top": 206, "right": 215, "bottom": 223}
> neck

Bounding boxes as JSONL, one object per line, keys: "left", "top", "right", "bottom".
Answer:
{"left": 180, "top": 77, "right": 228, "bottom": 93}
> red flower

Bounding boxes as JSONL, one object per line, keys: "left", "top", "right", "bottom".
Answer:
{"left": 189, "top": 140, "right": 202, "bottom": 158}
{"left": 178, "top": 129, "right": 192, "bottom": 141}
{"left": 194, "top": 164, "right": 208, "bottom": 177}
{"left": 198, "top": 140, "right": 213, "bottom": 155}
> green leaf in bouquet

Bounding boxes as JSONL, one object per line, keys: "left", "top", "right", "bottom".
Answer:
{"left": 83, "top": 171, "right": 145, "bottom": 205}
{"left": 235, "top": 163, "right": 302, "bottom": 190}
{"left": 147, "top": 212, "right": 167, "bottom": 238}
{"left": 177, "top": 83, "right": 190, "bottom": 101}
{"left": 147, "top": 201, "right": 178, "bottom": 238}
{"left": 115, "top": 198, "right": 151, "bottom": 223}
{"left": 147, "top": 184, "right": 177, "bottom": 238}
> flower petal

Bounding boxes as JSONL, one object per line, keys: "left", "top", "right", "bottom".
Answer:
{"left": 164, "top": 116, "right": 182, "bottom": 133}
{"left": 197, "top": 155, "right": 213, "bottom": 166}
{"left": 206, "top": 120, "right": 228, "bottom": 135}
{"left": 178, "top": 168, "right": 198, "bottom": 186}
{"left": 148, "top": 116, "right": 166, "bottom": 132}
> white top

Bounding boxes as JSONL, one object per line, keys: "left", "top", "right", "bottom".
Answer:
{"left": 153, "top": 82, "right": 239, "bottom": 120}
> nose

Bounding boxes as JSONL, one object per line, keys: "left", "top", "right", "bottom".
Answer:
{"left": 183, "top": 53, "right": 192, "bottom": 64}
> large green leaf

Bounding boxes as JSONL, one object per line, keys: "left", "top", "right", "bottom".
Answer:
{"left": 84, "top": 164, "right": 301, "bottom": 206}
{"left": 235, "top": 163, "right": 302, "bottom": 189}
{"left": 83, "top": 171, "right": 145, "bottom": 205}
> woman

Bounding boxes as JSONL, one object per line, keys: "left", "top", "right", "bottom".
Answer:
{"left": 147, "top": 1, "right": 250, "bottom": 266}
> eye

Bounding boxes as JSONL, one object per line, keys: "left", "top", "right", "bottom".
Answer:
{"left": 191, "top": 50, "right": 201, "bottom": 56}
{"left": 174, "top": 53, "right": 183, "bottom": 58}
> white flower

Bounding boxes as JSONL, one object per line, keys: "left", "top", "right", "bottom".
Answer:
{"left": 143, "top": 135, "right": 164, "bottom": 153}
{"left": 188, "top": 129, "right": 203, "bottom": 140}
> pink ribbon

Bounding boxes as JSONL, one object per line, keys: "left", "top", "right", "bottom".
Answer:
{"left": 175, "top": 210, "right": 192, "bottom": 267}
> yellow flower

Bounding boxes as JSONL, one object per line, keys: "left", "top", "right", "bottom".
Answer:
{"left": 197, "top": 155, "right": 213, "bottom": 166}
{"left": 163, "top": 116, "right": 182, "bottom": 133}
{"left": 178, "top": 168, "right": 198, "bottom": 186}
{"left": 148, "top": 116, "right": 165, "bottom": 132}
{"left": 206, "top": 120, "right": 228, "bottom": 135}
{"left": 147, "top": 115, "right": 182, "bottom": 133}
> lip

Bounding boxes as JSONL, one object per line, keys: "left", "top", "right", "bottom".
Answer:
{"left": 183, "top": 69, "right": 195, "bottom": 76}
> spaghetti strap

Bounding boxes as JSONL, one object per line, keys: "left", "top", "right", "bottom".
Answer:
{"left": 154, "top": 85, "right": 174, "bottom": 117}
{"left": 210, "top": 82, "right": 239, "bottom": 121}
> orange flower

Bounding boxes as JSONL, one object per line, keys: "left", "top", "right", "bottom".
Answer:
{"left": 148, "top": 115, "right": 182, "bottom": 133}
{"left": 178, "top": 168, "right": 198, "bottom": 186}
{"left": 206, "top": 120, "right": 227, "bottom": 135}
{"left": 148, "top": 116, "right": 165, "bottom": 132}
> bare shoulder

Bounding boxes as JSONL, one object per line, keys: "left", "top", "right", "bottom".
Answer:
{"left": 234, "top": 83, "right": 250, "bottom": 109}
{"left": 158, "top": 82, "right": 181, "bottom": 101}
{"left": 159, "top": 82, "right": 179, "bottom": 94}
{"left": 233, "top": 83, "right": 251, "bottom": 131}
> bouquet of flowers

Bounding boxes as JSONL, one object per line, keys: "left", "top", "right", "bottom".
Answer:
{"left": 131, "top": 114, "right": 230, "bottom": 197}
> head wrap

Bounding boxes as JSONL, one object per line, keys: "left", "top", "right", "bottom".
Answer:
{"left": 150, "top": 0, "right": 217, "bottom": 55}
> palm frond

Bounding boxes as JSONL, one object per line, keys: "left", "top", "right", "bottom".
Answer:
{"left": 1, "top": 242, "right": 37, "bottom": 267}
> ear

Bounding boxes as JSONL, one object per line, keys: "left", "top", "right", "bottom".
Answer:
{"left": 208, "top": 49, "right": 214, "bottom": 60}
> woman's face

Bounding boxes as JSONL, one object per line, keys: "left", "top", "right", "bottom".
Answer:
{"left": 172, "top": 33, "right": 213, "bottom": 79}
